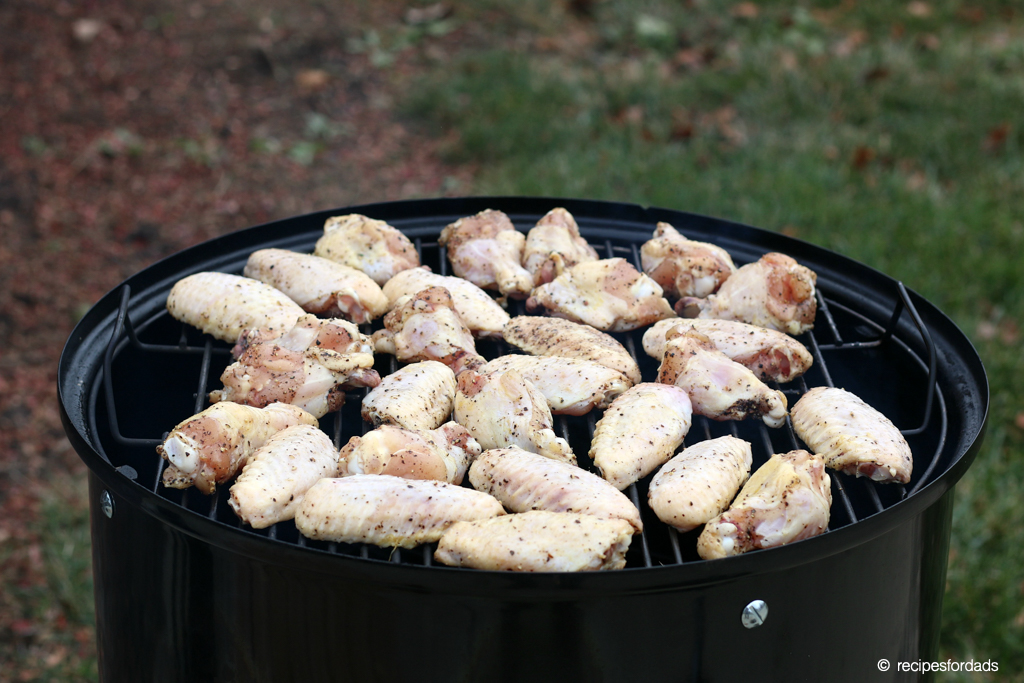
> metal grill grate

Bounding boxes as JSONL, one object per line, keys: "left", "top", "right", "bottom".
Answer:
{"left": 91, "top": 232, "right": 946, "bottom": 570}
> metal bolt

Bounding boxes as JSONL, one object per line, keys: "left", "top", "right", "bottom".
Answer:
{"left": 100, "top": 490, "right": 115, "bottom": 519}
{"left": 741, "top": 599, "right": 768, "bottom": 629}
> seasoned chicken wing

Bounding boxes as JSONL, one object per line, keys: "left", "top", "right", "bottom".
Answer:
{"left": 166, "top": 272, "right": 305, "bottom": 344}
{"left": 313, "top": 214, "right": 419, "bottom": 286}
{"left": 209, "top": 315, "right": 380, "bottom": 419}
{"left": 522, "top": 207, "right": 599, "bottom": 286}
{"left": 435, "top": 511, "right": 634, "bottom": 572}
{"left": 339, "top": 422, "right": 480, "bottom": 485}
{"left": 648, "top": 435, "right": 752, "bottom": 532}
{"left": 640, "top": 222, "right": 737, "bottom": 299}
{"left": 678, "top": 252, "right": 817, "bottom": 335}
{"left": 371, "top": 286, "right": 485, "bottom": 375}
{"left": 439, "top": 209, "right": 533, "bottom": 299}
{"left": 657, "top": 329, "right": 788, "bottom": 428}
{"left": 526, "top": 257, "right": 675, "bottom": 332}
{"left": 295, "top": 475, "right": 505, "bottom": 548}
{"left": 697, "top": 449, "right": 831, "bottom": 560}
{"left": 228, "top": 424, "right": 339, "bottom": 529}
{"left": 643, "top": 318, "right": 813, "bottom": 383}
{"left": 158, "top": 402, "right": 318, "bottom": 494}
{"left": 381, "top": 267, "right": 509, "bottom": 338}
{"left": 361, "top": 360, "right": 457, "bottom": 431}
{"left": 790, "top": 386, "right": 913, "bottom": 484}
{"left": 469, "top": 447, "right": 643, "bottom": 532}
{"left": 480, "top": 355, "right": 632, "bottom": 416}
{"left": 502, "top": 315, "right": 641, "bottom": 384}
{"left": 454, "top": 369, "right": 576, "bottom": 465}
{"left": 243, "top": 248, "right": 388, "bottom": 324}
{"left": 590, "top": 383, "right": 693, "bottom": 490}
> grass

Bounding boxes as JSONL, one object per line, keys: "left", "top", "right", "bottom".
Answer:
{"left": 403, "top": 0, "right": 1024, "bottom": 677}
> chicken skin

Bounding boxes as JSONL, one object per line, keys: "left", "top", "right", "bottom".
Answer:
{"left": 158, "top": 402, "right": 318, "bottom": 494}
{"left": 790, "top": 386, "right": 913, "bottom": 484}
{"left": 640, "top": 222, "right": 737, "bottom": 299}
{"left": 295, "top": 475, "right": 505, "bottom": 548}
{"left": 502, "top": 315, "right": 641, "bottom": 385}
{"left": 590, "top": 383, "right": 693, "bottom": 490}
{"left": 480, "top": 355, "right": 632, "bottom": 416}
{"left": 435, "top": 511, "right": 634, "bottom": 572}
{"left": 338, "top": 422, "right": 481, "bottom": 485}
{"left": 228, "top": 424, "right": 339, "bottom": 529}
{"left": 381, "top": 267, "right": 510, "bottom": 339}
{"left": 371, "top": 286, "right": 485, "bottom": 375}
{"left": 453, "top": 369, "right": 576, "bottom": 465}
{"left": 526, "top": 257, "right": 675, "bottom": 332}
{"left": 678, "top": 252, "right": 817, "bottom": 335}
{"left": 210, "top": 315, "right": 380, "bottom": 419}
{"left": 167, "top": 272, "right": 305, "bottom": 345}
{"left": 643, "top": 318, "right": 813, "bottom": 383}
{"left": 657, "top": 329, "right": 788, "bottom": 428}
{"left": 697, "top": 449, "right": 831, "bottom": 560}
{"left": 361, "top": 360, "right": 457, "bottom": 431}
{"left": 243, "top": 248, "right": 388, "bottom": 324}
{"left": 648, "top": 435, "right": 752, "bottom": 532}
{"left": 439, "top": 209, "right": 533, "bottom": 299}
{"left": 469, "top": 447, "right": 643, "bottom": 532}
{"left": 313, "top": 213, "right": 419, "bottom": 286}
{"left": 522, "top": 207, "right": 599, "bottom": 286}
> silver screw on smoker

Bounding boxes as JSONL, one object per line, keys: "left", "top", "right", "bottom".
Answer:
{"left": 741, "top": 600, "right": 768, "bottom": 629}
{"left": 101, "top": 490, "right": 115, "bottom": 519}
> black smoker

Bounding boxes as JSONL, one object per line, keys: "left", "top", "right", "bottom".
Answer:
{"left": 59, "top": 197, "right": 988, "bottom": 682}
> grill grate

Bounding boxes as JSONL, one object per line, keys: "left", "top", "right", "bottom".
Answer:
{"left": 92, "top": 232, "right": 946, "bottom": 570}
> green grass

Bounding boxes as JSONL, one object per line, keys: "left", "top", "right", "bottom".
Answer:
{"left": 404, "top": 0, "right": 1024, "bottom": 676}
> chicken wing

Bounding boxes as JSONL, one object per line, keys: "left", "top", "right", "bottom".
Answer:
{"left": 526, "top": 257, "right": 675, "bottom": 332}
{"left": 453, "top": 369, "right": 576, "bottom": 465}
{"left": 166, "top": 272, "right": 305, "bottom": 344}
{"left": 435, "top": 511, "right": 634, "bottom": 572}
{"left": 339, "top": 422, "right": 480, "bottom": 485}
{"left": 209, "top": 315, "right": 380, "bottom": 419}
{"left": 590, "top": 383, "right": 693, "bottom": 490}
{"left": 502, "top": 315, "right": 641, "bottom": 384}
{"left": 313, "top": 213, "right": 419, "bottom": 286}
{"left": 648, "top": 435, "right": 752, "bottom": 532}
{"left": 469, "top": 447, "right": 643, "bottom": 532}
{"left": 243, "top": 248, "right": 388, "bottom": 324}
{"left": 790, "top": 386, "right": 913, "bottom": 484}
{"left": 657, "top": 329, "right": 788, "bottom": 428}
{"left": 371, "top": 286, "right": 485, "bottom": 375}
{"left": 643, "top": 318, "right": 813, "bottom": 383}
{"left": 678, "top": 252, "right": 817, "bottom": 335}
{"left": 361, "top": 360, "right": 457, "bottom": 431}
{"left": 522, "top": 207, "right": 599, "bottom": 286}
{"left": 381, "top": 266, "right": 509, "bottom": 338}
{"left": 295, "top": 475, "right": 505, "bottom": 548}
{"left": 158, "top": 401, "right": 318, "bottom": 494}
{"left": 480, "top": 355, "right": 632, "bottom": 416}
{"left": 640, "top": 222, "right": 736, "bottom": 299}
{"left": 439, "top": 208, "right": 533, "bottom": 299}
{"left": 697, "top": 449, "right": 831, "bottom": 560}
{"left": 228, "top": 424, "right": 339, "bottom": 529}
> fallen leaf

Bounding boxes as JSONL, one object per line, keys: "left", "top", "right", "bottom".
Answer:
{"left": 781, "top": 225, "right": 799, "bottom": 237}
{"left": 1015, "top": 413, "right": 1024, "bottom": 430}
{"left": 907, "top": 1, "right": 932, "bottom": 18}
{"left": 295, "top": 69, "right": 330, "bottom": 91}
{"left": 999, "top": 319, "right": 1019, "bottom": 344}
{"left": 976, "top": 320, "right": 997, "bottom": 340}
{"left": 851, "top": 146, "right": 876, "bottom": 170}
{"left": 405, "top": 3, "right": 449, "bottom": 25}
{"left": 916, "top": 33, "right": 941, "bottom": 50}
{"left": 833, "top": 30, "right": 867, "bottom": 57}
{"left": 863, "top": 66, "right": 890, "bottom": 83}
{"left": 984, "top": 123, "right": 1011, "bottom": 152}
{"left": 71, "top": 18, "right": 105, "bottom": 43}
{"left": 956, "top": 6, "right": 986, "bottom": 23}
{"left": 905, "top": 171, "right": 927, "bottom": 191}
{"left": 731, "top": 3, "right": 759, "bottom": 19}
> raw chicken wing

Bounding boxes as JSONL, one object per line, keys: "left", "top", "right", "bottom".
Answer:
{"left": 439, "top": 209, "right": 533, "bottom": 299}
{"left": 313, "top": 214, "right": 419, "bottom": 285}
{"left": 697, "top": 449, "right": 831, "bottom": 559}
{"left": 522, "top": 207, "right": 599, "bottom": 285}
{"left": 435, "top": 511, "right": 633, "bottom": 572}
{"left": 361, "top": 360, "right": 457, "bottom": 431}
{"left": 339, "top": 422, "right": 480, "bottom": 485}
{"left": 590, "top": 383, "right": 693, "bottom": 490}
{"left": 295, "top": 475, "right": 505, "bottom": 548}
{"left": 381, "top": 267, "right": 509, "bottom": 338}
{"left": 526, "top": 257, "right": 675, "bottom": 332}
{"left": 480, "top": 355, "right": 632, "bottom": 416}
{"left": 228, "top": 424, "right": 339, "bottom": 529}
{"left": 502, "top": 315, "right": 641, "bottom": 384}
{"left": 790, "top": 386, "right": 913, "bottom": 484}
{"left": 648, "top": 435, "right": 752, "bottom": 532}
{"left": 640, "top": 222, "right": 736, "bottom": 298}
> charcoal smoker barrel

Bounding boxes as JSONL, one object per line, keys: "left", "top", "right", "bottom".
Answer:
{"left": 59, "top": 197, "right": 987, "bottom": 682}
